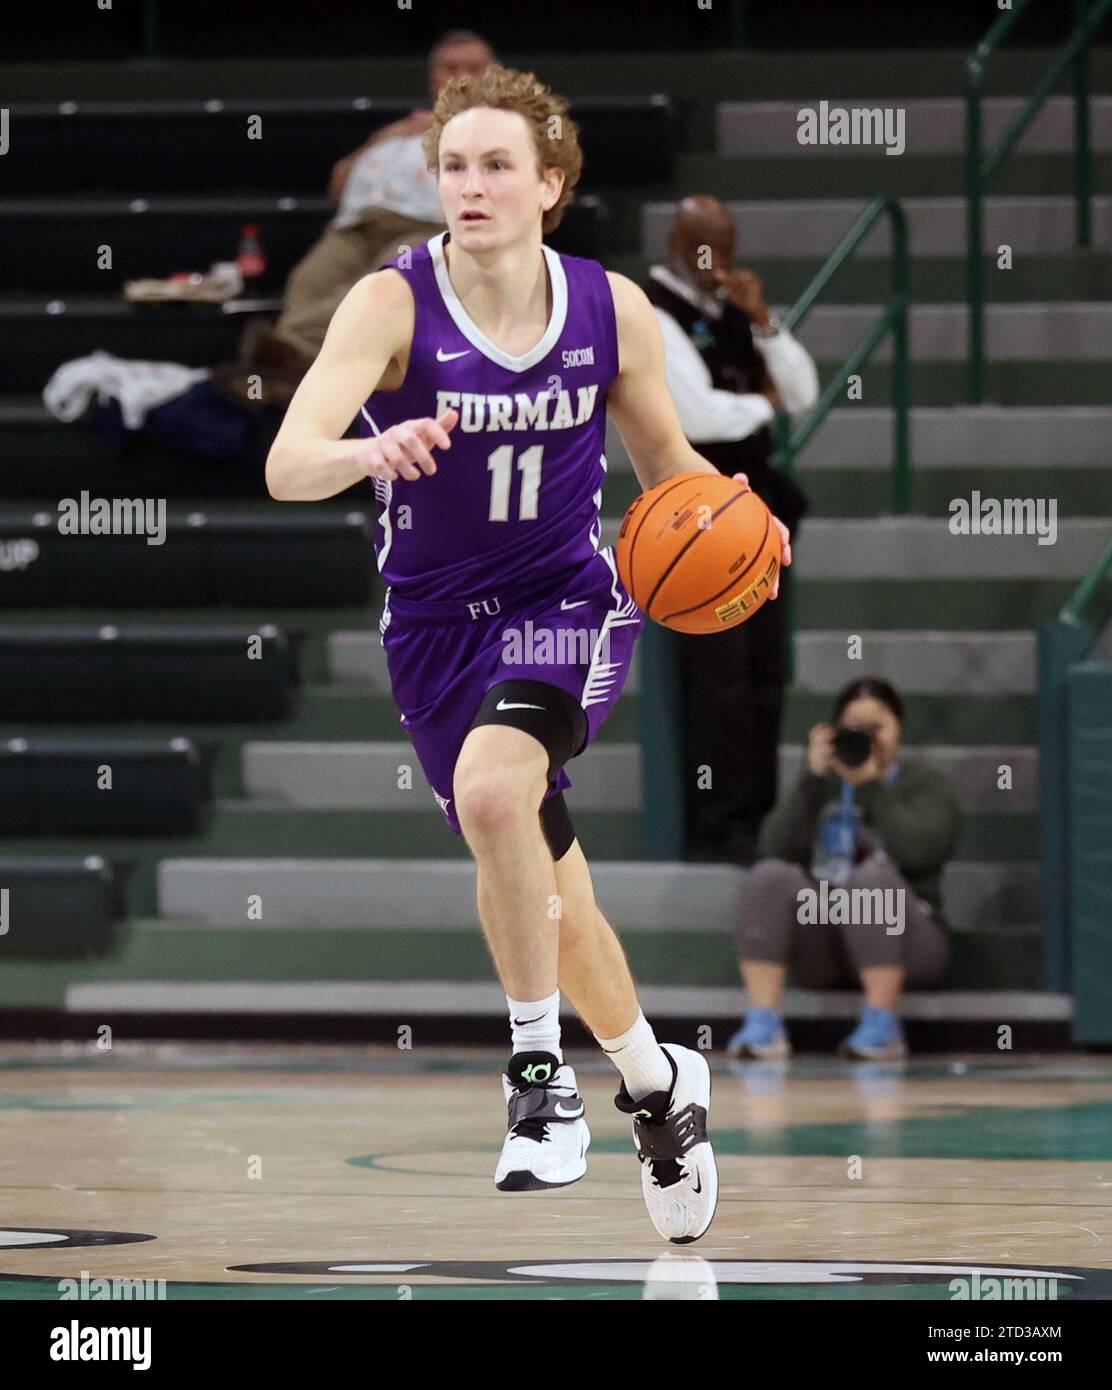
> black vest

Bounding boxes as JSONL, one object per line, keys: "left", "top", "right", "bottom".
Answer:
{"left": 644, "top": 271, "right": 808, "bottom": 534}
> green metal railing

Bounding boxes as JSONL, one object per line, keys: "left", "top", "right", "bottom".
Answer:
{"left": 770, "top": 195, "right": 911, "bottom": 515}
{"left": 966, "top": 0, "right": 1112, "bottom": 403}
{"left": 1059, "top": 533, "right": 1112, "bottom": 627}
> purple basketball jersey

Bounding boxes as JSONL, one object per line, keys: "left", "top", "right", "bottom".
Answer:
{"left": 358, "top": 231, "right": 618, "bottom": 601}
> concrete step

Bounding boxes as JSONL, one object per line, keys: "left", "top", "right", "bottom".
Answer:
{"left": 330, "top": 630, "right": 1039, "bottom": 699}
{"left": 641, "top": 197, "right": 1112, "bottom": 260}
{"left": 609, "top": 249, "right": 1112, "bottom": 304}
{"left": 790, "top": 361, "right": 1112, "bottom": 408}
{"left": 794, "top": 578, "right": 1080, "bottom": 630}
{"left": 0, "top": 811, "right": 1035, "bottom": 920}
{"left": 595, "top": 516, "right": 1110, "bottom": 580}
{"left": 716, "top": 96, "right": 1112, "bottom": 158}
{"left": 794, "top": 303, "right": 1112, "bottom": 362}
{"left": 51, "top": 978, "right": 1062, "bottom": 1019}
{"left": 332, "top": 627, "right": 1040, "bottom": 701}
{"left": 604, "top": 407, "right": 1112, "bottom": 470}
{"left": 673, "top": 151, "right": 1112, "bottom": 203}
{"left": 814, "top": 405, "right": 1112, "bottom": 468}
{"left": 789, "top": 517, "right": 1108, "bottom": 580}
{"left": 291, "top": 684, "right": 1035, "bottom": 748}
{"left": 243, "top": 740, "right": 642, "bottom": 811}
{"left": 0, "top": 693, "right": 632, "bottom": 801}
{"left": 242, "top": 740, "right": 1037, "bottom": 815}
{"left": 600, "top": 466, "right": 1112, "bottom": 520}
{"left": 793, "top": 631, "right": 1034, "bottom": 695}
{"left": 0, "top": 690, "right": 1036, "bottom": 813}
{"left": 159, "top": 858, "right": 741, "bottom": 929}
{"left": 735, "top": 367, "right": 1112, "bottom": 409}
{"left": 157, "top": 857, "right": 1038, "bottom": 935}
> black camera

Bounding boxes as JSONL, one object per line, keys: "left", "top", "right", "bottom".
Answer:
{"left": 833, "top": 724, "right": 873, "bottom": 768}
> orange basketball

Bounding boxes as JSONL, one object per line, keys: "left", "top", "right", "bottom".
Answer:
{"left": 615, "top": 472, "right": 782, "bottom": 634}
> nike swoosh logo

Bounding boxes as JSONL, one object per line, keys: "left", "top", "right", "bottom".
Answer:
{"left": 692, "top": 1174, "right": 702, "bottom": 1194}
{"left": 436, "top": 348, "right": 470, "bottom": 362}
{"left": 496, "top": 699, "right": 545, "bottom": 711}
{"left": 554, "top": 1101, "right": 585, "bottom": 1118}
{"left": 512, "top": 1014, "right": 546, "bottom": 1026}
{"left": 560, "top": 599, "right": 588, "bottom": 610}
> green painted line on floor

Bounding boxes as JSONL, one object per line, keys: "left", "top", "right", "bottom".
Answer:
{"left": 587, "top": 1100, "right": 1112, "bottom": 1162}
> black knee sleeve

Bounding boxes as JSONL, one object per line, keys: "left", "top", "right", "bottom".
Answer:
{"left": 469, "top": 679, "right": 585, "bottom": 862}
{"left": 469, "top": 679, "right": 588, "bottom": 781}
{"left": 539, "top": 791, "right": 576, "bottom": 862}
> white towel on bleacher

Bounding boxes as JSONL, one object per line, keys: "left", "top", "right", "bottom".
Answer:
{"left": 44, "top": 351, "right": 211, "bottom": 430}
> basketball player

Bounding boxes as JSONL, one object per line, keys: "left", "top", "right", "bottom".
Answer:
{"left": 267, "top": 65, "right": 791, "bottom": 1243}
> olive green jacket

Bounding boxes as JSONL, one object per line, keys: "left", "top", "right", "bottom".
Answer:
{"left": 758, "top": 758, "right": 962, "bottom": 914}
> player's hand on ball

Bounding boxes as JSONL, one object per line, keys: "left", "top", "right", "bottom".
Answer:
{"left": 358, "top": 408, "right": 458, "bottom": 482}
{"left": 732, "top": 471, "right": 791, "bottom": 599}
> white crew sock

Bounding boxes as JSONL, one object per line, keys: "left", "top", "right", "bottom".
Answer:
{"left": 507, "top": 988, "right": 563, "bottom": 1062}
{"left": 596, "top": 1010, "right": 673, "bottom": 1100}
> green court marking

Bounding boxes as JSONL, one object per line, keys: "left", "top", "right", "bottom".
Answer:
{"left": 731, "top": 1060, "right": 1112, "bottom": 1086}
{"left": 592, "top": 1100, "right": 1112, "bottom": 1162}
{"left": 0, "top": 1097, "right": 139, "bottom": 1112}
{"left": 347, "top": 1150, "right": 498, "bottom": 1175}
{"left": 0, "top": 1055, "right": 515, "bottom": 1077}
{"left": 0, "top": 1089, "right": 316, "bottom": 1113}
{"left": 2, "top": 1054, "right": 1111, "bottom": 1085}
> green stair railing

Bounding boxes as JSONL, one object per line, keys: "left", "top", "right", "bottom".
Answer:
{"left": 770, "top": 195, "right": 911, "bottom": 515}
{"left": 1059, "top": 533, "right": 1112, "bottom": 629}
{"left": 966, "top": 0, "right": 1112, "bottom": 403}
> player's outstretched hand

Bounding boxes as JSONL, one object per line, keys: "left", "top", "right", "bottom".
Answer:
{"left": 357, "top": 408, "right": 459, "bottom": 482}
{"left": 732, "top": 471, "right": 791, "bottom": 599}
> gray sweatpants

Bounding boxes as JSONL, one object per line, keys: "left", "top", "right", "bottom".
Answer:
{"left": 737, "top": 854, "right": 951, "bottom": 988}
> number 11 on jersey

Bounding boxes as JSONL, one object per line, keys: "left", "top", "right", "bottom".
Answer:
{"left": 488, "top": 444, "right": 543, "bottom": 522}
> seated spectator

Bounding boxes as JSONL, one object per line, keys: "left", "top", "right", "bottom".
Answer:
{"left": 727, "top": 678, "right": 961, "bottom": 1061}
{"left": 216, "top": 29, "right": 494, "bottom": 405}
{"left": 646, "top": 194, "right": 819, "bottom": 866}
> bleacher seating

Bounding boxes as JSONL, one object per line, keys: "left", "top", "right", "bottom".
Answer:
{"left": 0, "top": 511, "right": 376, "bottom": 606}
{"left": 0, "top": 854, "right": 122, "bottom": 958}
{"left": 0, "top": 737, "right": 209, "bottom": 834}
{"left": 0, "top": 624, "right": 297, "bottom": 720}
{"left": 1, "top": 49, "right": 1107, "bottom": 1043}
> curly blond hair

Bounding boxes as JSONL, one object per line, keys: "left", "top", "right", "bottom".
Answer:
{"left": 422, "top": 64, "right": 583, "bottom": 235}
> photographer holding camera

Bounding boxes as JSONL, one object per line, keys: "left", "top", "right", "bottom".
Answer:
{"left": 727, "top": 678, "right": 961, "bottom": 1060}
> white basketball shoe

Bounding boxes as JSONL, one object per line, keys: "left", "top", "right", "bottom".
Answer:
{"left": 614, "top": 1042, "right": 718, "bottom": 1243}
{"left": 495, "top": 1051, "right": 590, "bottom": 1192}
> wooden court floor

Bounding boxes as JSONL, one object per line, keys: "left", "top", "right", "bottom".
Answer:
{"left": 1, "top": 1043, "right": 1110, "bottom": 1300}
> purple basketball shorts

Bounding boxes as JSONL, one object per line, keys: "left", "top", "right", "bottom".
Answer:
{"left": 379, "top": 547, "right": 644, "bottom": 834}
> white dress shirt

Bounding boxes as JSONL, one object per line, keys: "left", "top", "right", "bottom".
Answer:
{"left": 648, "top": 264, "right": 819, "bottom": 445}
{"left": 334, "top": 134, "right": 446, "bottom": 230}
